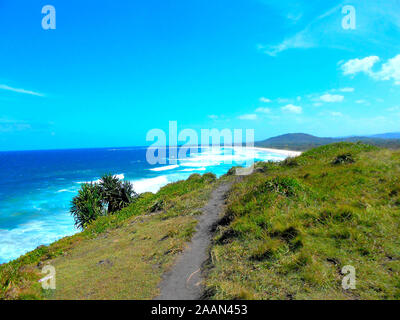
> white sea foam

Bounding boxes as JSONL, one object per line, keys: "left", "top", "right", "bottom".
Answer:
{"left": 149, "top": 165, "right": 179, "bottom": 172}
{"left": 0, "top": 217, "right": 77, "bottom": 264}
{"left": 130, "top": 175, "right": 170, "bottom": 194}
{"left": 56, "top": 189, "right": 75, "bottom": 193}
{"left": 180, "top": 167, "right": 207, "bottom": 172}
{"left": 77, "top": 173, "right": 125, "bottom": 184}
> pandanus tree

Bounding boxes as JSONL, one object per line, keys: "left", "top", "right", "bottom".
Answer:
{"left": 70, "top": 174, "right": 137, "bottom": 229}
{"left": 99, "top": 174, "right": 137, "bottom": 213}
{"left": 70, "top": 183, "right": 104, "bottom": 229}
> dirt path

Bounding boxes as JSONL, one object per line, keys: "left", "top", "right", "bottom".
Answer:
{"left": 155, "top": 182, "right": 232, "bottom": 300}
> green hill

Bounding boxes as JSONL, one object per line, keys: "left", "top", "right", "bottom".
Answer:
{"left": 256, "top": 133, "right": 400, "bottom": 151}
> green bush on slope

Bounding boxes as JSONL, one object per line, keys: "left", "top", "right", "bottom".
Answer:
{"left": 70, "top": 174, "right": 138, "bottom": 229}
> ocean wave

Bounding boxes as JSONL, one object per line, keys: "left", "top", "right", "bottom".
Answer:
{"left": 180, "top": 167, "right": 207, "bottom": 172}
{"left": 149, "top": 165, "right": 179, "bottom": 172}
{"left": 130, "top": 175, "right": 170, "bottom": 194}
{"left": 56, "top": 189, "right": 75, "bottom": 193}
{"left": 0, "top": 217, "right": 77, "bottom": 264}
{"left": 76, "top": 173, "right": 125, "bottom": 184}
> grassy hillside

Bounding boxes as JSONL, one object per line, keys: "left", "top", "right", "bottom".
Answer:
{"left": 2, "top": 142, "right": 400, "bottom": 300}
{"left": 0, "top": 172, "right": 222, "bottom": 300}
{"left": 256, "top": 133, "right": 400, "bottom": 151}
{"left": 206, "top": 143, "right": 400, "bottom": 299}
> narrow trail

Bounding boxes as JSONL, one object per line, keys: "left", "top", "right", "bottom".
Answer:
{"left": 155, "top": 182, "right": 232, "bottom": 300}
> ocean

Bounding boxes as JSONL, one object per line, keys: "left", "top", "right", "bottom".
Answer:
{"left": 0, "top": 146, "right": 290, "bottom": 264}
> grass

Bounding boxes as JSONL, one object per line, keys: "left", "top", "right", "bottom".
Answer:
{"left": 205, "top": 142, "right": 400, "bottom": 300}
{"left": 0, "top": 173, "right": 218, "bottom": 300}
{"left": 2, "top": 142, "right": 400, "bottom": 300}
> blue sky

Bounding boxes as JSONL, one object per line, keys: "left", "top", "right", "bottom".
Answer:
{"left": 1, "top": 0, "right": 400, "bottom": 151}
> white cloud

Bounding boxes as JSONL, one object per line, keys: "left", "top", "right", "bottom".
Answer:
{"left": 341, "top": 56, "right": 380, "bottom": 75}
{"left": 374, "top": 54, "right": 400, "bottom": 85}
{"left": 320, "top": 94, "right": 344, "bottom": 103}
{"left": 259, "top": 97, "right": 271, "bottom": 103}
{"left": 259, "top": 1, "right": 400, "bottom": 57}
{"left": 208, "top": 115, "right": 218, "bottom": 120}
{"left": 355, "top": 99, "right": 367, "bottom": 104}
{"left": 281, "top": 104, "right": 302, "bottom": 114}
{"left": 339, "top": 87, "right": 354, "bottom": 92}
{"left": 262, "top": 29, "right": 314, "bottom": 56}
{"left": 342, "top": 54, "right": 400, "bottom": 85}
{"left": 0, "top": 84, "right": 43, "bottom": 97}
{"left": 258, "top": 3, "right": 344, "bottom": 56}
{"left": 255, "top": 107, "right": 271, "bottom": 114}
{"left": 238, "top": 114, "right": 258, "bottom": 120}
{"left": 313, "top": 102, "right": 323, "bottom": 107}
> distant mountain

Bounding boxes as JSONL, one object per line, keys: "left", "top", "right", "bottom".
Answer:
{"left": 369, "top": 132, "right": 400, "bottom": 139}
{"left": 256, "top": 133, "right": 400, "bottom": 151}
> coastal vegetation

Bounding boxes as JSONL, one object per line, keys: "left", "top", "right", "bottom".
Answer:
{"left": 0, "top": 172, "right": 218, "bottom": 299}
{"left": 1, "top": 142, "right": 400, "bottom": 300}
{"left": 205, "top": 142, "right": 400, "bottom": 299}
{"left": 70, "top": 174, "right": 137, "bottom": 229}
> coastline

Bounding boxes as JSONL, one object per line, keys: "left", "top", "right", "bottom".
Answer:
{"left": 243, "top": 146, "right": 302, "bottom": 157}
{"left": 0, "top": 146, "right": 299, "bottom": 264}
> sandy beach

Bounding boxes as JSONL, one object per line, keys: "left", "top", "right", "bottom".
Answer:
{"left": 249, "top": 146, "right": 302, "bottom": 157}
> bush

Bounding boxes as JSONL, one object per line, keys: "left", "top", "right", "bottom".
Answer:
{"left": 188, "top": 173, "right": 202, "bottom": 181}
{"left": 281, "top": 157, "right": 299, "bottom": 167}
{"left": 226, "top": 166, "right": 242, "bottom": 176}
{"left": 71, "top": 174, "right": 138, "bottom": 229}
{"left": 99, "top": 174, "right": 137, "bottom": 213}
{"left": 203, "top": 172, "right": 217, "bottom": 182}
{"left": 260, "top": 177, "right": 302, "bottom": 197}
{"left": 332, "top": 153, "right": 355, "bottom": 165}
{"left": 70, "top": 183, "right": 105, "bottom": 229}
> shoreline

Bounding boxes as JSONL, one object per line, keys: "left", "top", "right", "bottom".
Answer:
{"left": 0, "top": 146, "right": 300, "bottom": 264}
{"left": 161, "top": 145, "right": 303, "bottom": 157}
{"left": 239, "top": 146, "right": 302, "bottom": 157}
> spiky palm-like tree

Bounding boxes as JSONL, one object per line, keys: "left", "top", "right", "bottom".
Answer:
{"left": 99, "top": 174, "right": 137, "bottom": 213}
{"left": 99, "top": 173, "right": 122, "bottom": 213}
{"left": 71, "top": 174, "right": 137, "bottom": 229}
{"left": 70, "top": 183, "right": 104, "bottom": 229}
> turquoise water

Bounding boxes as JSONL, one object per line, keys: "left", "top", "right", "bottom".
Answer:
{"left": 0, "top": 146, "right": 289, "bottom": 263}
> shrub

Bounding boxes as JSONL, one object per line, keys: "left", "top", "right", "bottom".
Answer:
{"left": 281, "top": 157, "right": 299, "bottom": 167}
{"left": 332, "top": 153, "right": 355, "bottom": 165}
{"left": 249, "top": 239, "right": 283, "bottom": 261}
{"left": 226, "top": 166, "right": 242, "bottom": 176}
{"left": 203, "top": 172, "right": 217, "bottom": 182}
{"left": 70, "top": 183, "right": 105, "bottom": 229}
{"left": 188, "top": 173, "right": 202, "bottom": 181}
{"left": 99, "top": 174, "right": 137, "bottom": 213}
{"left": 149, "top": 199, "right": 165, "bottom": 212}
{"left": 71, "top": 174, "right": 138, "bottom": 229}
{"left": 260, "top": 176, "right": 302, "bottom": 197}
